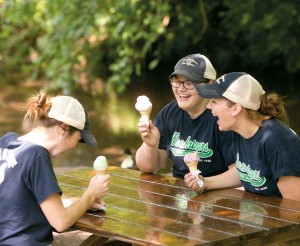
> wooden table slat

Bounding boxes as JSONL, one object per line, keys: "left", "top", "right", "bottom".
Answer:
{"left": 58, "top": 167, "right": 300, "bottom": 245}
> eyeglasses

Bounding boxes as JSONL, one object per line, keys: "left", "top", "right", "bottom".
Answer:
{"left": 170, "top": 78, "right": 195, "bottom": 90}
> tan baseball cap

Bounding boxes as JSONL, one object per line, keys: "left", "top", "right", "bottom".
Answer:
{"left": 196, "top": 72, "right": 265, "bottom": 110}
{"left": 48, "top": 96, "right": 97, "bottom": 146}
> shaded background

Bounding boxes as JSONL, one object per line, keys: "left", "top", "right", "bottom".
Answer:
{"left": 1, "top": 0, "right": 299, "bottom": 172}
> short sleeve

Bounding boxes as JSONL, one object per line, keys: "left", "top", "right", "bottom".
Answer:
{"left": 270, "top": 142, "right": 300, "bottom": 182}
{"left": 25, "top": 150, "right": 62, "bottom": 204}
{"left": 153, "top": 109, "right": 167, "bottom": 150}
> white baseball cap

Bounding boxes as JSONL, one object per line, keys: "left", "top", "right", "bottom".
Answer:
{"left": 48, "top": 96, "right": 97, "bottom": 146}
{"left": 196, "top": 72, "right": 265, "bottom": 110}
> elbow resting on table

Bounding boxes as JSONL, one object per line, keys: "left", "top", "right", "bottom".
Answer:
{"left": 135, "top": 157, "right": 160, "bottom": 174}
{"left": 136, "top": 164, "right": 157, "bottom": 174}
{"left": 49, "top": 207, "right": 77, "bottom": 232}
{"left": 51, "top": 218, "right": 72, "bottom": 233}
{"left": 52, "top": 222, "right": 70, "bottom": 233}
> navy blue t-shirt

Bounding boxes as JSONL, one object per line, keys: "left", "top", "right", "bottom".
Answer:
{"left": 0, "top": 132, "right": 62, "bottom": 245}
{"left": 154, "top": 101, "right": 235, "bottom": 178}
{"left": 234, "top": 119, "right": 300, "bottom": 197}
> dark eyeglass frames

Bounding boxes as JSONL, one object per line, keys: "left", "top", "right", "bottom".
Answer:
{"left": 169, "top": 78, "right": 195, "bottom": 90}
{"left": 170, "top": 77, "right": 210, "bottom": 90}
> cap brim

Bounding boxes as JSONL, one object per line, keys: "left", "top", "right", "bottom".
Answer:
{"left": 195, "top": 83, "right": 224, "bottom": 99}
{"left": 169, "top": 69, "right": 205, "bottom": 84}
{"left": 79, "top": 110, "right": 97, "bottom": 147}
{"left": 80, "top": 129, "right": 97, "bottom": 147}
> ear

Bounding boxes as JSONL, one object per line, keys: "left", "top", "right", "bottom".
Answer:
{"left": 231, "top": 103, "right": 242, "bottom": 116}
{"left": 56, "top": 124, "right": 68, "bottom": 137}
{"left": 56, "top": 125, "right": 65, "bottom": 135}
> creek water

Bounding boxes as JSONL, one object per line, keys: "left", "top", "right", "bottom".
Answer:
{"left": 1, "top": 76, "right": 300, "bottom": 174}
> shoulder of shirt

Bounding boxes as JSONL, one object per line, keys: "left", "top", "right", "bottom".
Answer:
{"left": 263, "top": 119, "right": 299, "bottom": 138}
{"left": 159, "top": 102, "right": 215, "bottom": 116}
{"left": 263, "top": 119, "right": 292, "bottom": 133}
{"left": 0, "top": 132, "right": 20, "bottom": 146}
{"left": 1, "top": 132, "right": 49, "bottom": 156}
{"left": 156, "top": 101, "right": 182, "bottom": 116}
{"left": 0, "top": 132, "right": 19, "bottom": 141}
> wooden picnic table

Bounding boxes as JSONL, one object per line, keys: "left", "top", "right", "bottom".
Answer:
{"left": 57, "top": 166, "right": 300, "bottom": 245}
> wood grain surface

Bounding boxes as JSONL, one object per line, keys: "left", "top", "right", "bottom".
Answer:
{"left": 57, "top": 167, "right": 300, "bottom": 245}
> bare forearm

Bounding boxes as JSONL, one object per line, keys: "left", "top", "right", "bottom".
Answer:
{"left": 42, "top": 192, "right": 93, "bottom": 232}
{"left": 55, "top": 192, "right": 94, "bottom": 232}
{"left": 135, "top": 143, "right": 164, "bottom": 173}
{"left": 277, "top": 176, "right": 300, "bottom": 201}
{"left": 66, "top": 191, "right": 94, "bottom": 223}
{"left": 43, "top": 175, "right": 110, "bottom": 232}
{"left": 204, "top": 167, "right": 242, "bottom": 190}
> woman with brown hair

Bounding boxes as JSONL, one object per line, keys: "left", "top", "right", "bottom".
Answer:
{"left": 0, "top": 92, "right": 110, "bottom": 245}
{"left": 185, "top": 72, "right": 300, "bottom": 201}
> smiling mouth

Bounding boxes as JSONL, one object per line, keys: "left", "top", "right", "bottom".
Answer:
{"left": 179, "top": 94, "right": 190, "bottom": 99}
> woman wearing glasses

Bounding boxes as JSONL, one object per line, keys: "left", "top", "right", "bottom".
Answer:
{"left": 135, "top": 54, "right": 235, "bottom": 179}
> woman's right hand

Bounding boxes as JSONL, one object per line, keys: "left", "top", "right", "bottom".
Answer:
{"left": 138, "top": 119, "right": 160, "bottom": 148}
{"left": 88, "top": 174, "right": 111, "bottom": 200}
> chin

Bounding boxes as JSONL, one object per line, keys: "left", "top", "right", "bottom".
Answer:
{"left": 218, "top": 125, "right": 226, "bottom": 131}
{"left": 221, "top": 126, "right": 231, "bottom": 132}
{"left": 177, "top": 102, "right": 189, "bottom": 110}
{"left": 179, "top": 106, "right": 188, "bottom": 111}
{"left": 52, "top": 153, "right": 62, "bottom": 158}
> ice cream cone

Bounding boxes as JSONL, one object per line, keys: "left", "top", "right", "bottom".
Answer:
{"left": 135, "top": 95, "right": 152, "bottom": 124}
{"left": 183, "top": 152, "right": 203, "bottom": 188}
{"left": 139, "top": 108, "right": 152, "bottom": 122}
{"left": 95, "top": 169, "right": 107, "bottom": 176}
{"left": 186, "top": 161, "right": 198, "bottom": 173}
{"left": 93, "top": 156, "right": 108, "bottom": 176}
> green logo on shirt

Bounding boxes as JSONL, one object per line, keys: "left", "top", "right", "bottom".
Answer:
{"left": 236, "top": 153, "right": 266, "bottom": 187}
{"left": 170, "top": 132, "right": 213, "bottom": 158}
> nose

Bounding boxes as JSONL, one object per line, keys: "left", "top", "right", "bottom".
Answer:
{"left": 207, "top": 100, "right": 213, "bottom": 110}
{"left": 177, "top": 82, "right": 187, "bottom": 90}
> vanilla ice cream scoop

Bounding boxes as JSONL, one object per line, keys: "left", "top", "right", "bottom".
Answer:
{"left": 183, "top": 151, "right": 203, "bottom": 188}
{"left": 92, "top": 156, "right": 108, "bottom": 211}
{"left": 135, "top": 95, "right": 152, "bottom": 123}
{"left": 93, "top": 156, "right": 108, "bottom": 175}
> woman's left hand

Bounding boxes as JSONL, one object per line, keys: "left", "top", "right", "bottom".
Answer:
{"left": 88, "top": 198, "right": 106, "bottom": 211}
{"left": 184, "top": 172, "right": 206, "bottom": 192}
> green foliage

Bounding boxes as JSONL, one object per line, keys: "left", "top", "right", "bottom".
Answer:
{"left": 0, "top": 0, "right": 299, "bottom": 93}
{"left": 0, "top": 0, "right": 171, "bottom": 93}
{"left": 94, "top": 0, "right": 171, "bottom": 93}
{"left": 0, "top": 0, "right": 40, "bottom": 83}
{"left": 215, "top": 0, "right": 300, "bottom": 73}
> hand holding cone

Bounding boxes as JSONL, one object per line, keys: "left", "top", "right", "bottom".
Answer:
{"left": 92, "top": 156, "right": 108, "bottom": 211}
{"left": 135, "top": 95, "right": 152, "bottom": 124}
{"left": 184, "top": 152, "right": 203, "bottom": 188}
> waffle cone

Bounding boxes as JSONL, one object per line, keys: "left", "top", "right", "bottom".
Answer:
{"left": 140, "top": 109, "right": 152, "bottom": 121}
{"left": 187, "top": 161, "right": 198, "bottom": 172}
{"left": 95, "top": 169, "right": 107, "bottom": 175}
